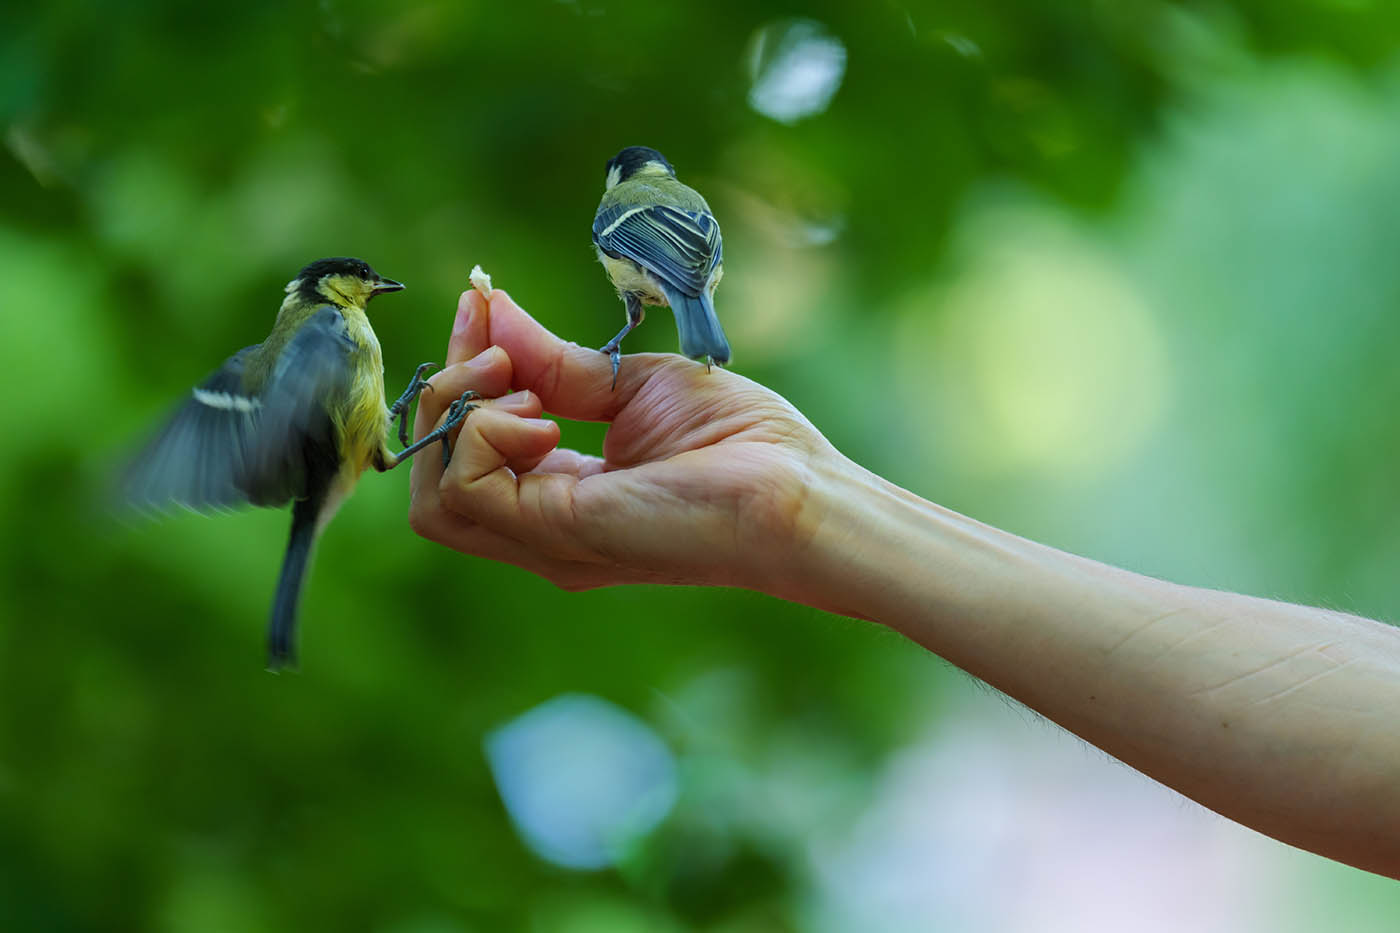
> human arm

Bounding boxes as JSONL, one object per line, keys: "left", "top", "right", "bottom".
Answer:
{"left": 408, "top": 288, "right": 1400, "bottom": 879}
{"left": 795, "top": 460, "right": 1400, "bottom": 879}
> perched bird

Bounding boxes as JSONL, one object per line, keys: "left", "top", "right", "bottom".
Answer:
{"left": 125, "top": 257, "right": 476, "bottom": 669}
{"left": 592, "top": 145, "right": 729, "bottom": 387}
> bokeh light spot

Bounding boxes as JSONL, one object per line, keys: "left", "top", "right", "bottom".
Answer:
{"left": 896, "top": 197, "right": 1170, "bottom": 478}
{"left": 746, "top": 19, "right": 847, "bottom": 124}
{"left": 485, "top": 694, "right": 678, "bottom": 871}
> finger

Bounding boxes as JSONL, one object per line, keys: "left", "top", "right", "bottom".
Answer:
{"left": 529, "top": 447, "right": 607, "bottom": 479}
{"left": 485, "top": 389, "right": 544, "bottom": 419}
{"left": 406, "top": 437, "right": 593, "bottom": 584}
{"left": 481, "top": 289, "right": 690, "bottom": 423}
{"left": 417, "top": 367, "right": 541, "bottom": 457}
{"left": 438, "top": 406, "right": 590, "bottom": 560}
{"left": 450, "top": 407, "right": 560, "bottom": 479}
{"left": 447, "top": 288, "right": 491, "bottom": 367}
{"left": 413, "top": 345, "right": 512, "bottom": 440}
{"left": 409, "top": 346, "right": 514, "bottom": 511}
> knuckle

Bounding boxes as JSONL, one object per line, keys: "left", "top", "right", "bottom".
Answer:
{"left": 407, "top": 492, "right": 443, "bottom": 540}
{"left": 407, "top": 503, "right": 435, "bottom": 539}
{"left": 437, "top": 474, "right": 472, "bottom": 515}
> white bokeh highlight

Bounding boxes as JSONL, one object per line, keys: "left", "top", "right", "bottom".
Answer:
{"left": 485, "top": 693, "right": 678, "bottom": 870}
{"left": 747, "top": 19, "right": 847, "bottom": 124}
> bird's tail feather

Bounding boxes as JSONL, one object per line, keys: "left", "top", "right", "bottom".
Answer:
{"left": 670, "top": 291, "right": 730, "bottom": 365}
{"left": 267, "top": 496, "right": 319, "bottom": 670}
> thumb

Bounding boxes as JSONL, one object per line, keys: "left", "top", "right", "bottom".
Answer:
{"left": 482, "top": 289, "right": 684, "bottom": 422}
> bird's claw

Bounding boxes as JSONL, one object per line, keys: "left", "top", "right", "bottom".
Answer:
{"left": 438, "top": 390, "right": 481, "bottom": 469}
{"left": 446, "top": 390, "right": 481, "bottom": 416}
{"left": 391, "top": 389, "right": 479, "bottom": 466}
{"left": 390, "top": 362, "right": 441, "bottom": 446}
{"left": 599, "top": 345, "right": 621, "bottom": 391}
{"left": 395, "top": 381, "right": 435, "bottom": 446}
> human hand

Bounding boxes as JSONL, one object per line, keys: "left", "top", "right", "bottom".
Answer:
{"left": 418, "top": 289, "right": 1400, "bottom": 884}
{"left": 407, "top": 288, "right": 842, "bottom": 594}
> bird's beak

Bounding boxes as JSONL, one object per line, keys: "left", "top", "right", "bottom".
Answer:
{"left": 372, "top": 277, "right": 405, "bottom": 295}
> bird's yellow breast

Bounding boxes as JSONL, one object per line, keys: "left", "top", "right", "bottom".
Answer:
{"left": 332, "top": 306, "right": 389, "bottom": 477}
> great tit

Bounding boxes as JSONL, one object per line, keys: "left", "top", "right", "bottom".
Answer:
{"left": 125, "top": 257, "right": 477, "bottom": 669}
{"left": 593, "top": 146, "right": 730, "bottom": 387}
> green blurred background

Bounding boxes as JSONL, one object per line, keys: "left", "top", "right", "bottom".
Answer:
{"left": 4, "top": 0, "right": 1400, "bottom": 929}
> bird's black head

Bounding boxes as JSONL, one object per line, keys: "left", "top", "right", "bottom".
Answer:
{"left": 288, "top": 257, "right": 404, "bottom": 308}
{"left": 604, "top": 146, "right": 675, "bottom": 190}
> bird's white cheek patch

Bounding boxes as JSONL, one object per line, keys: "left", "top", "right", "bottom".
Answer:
{"left": 192, "top": 388, "right": 262, "bottom": 413}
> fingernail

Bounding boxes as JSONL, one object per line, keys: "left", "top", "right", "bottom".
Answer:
{"left": 452, "top": 296, "right": 477, "bottom": 338}
{"left": 497, "top": 390, "right": 532, "bottom": 405}
{"left": 464, "top": 346, "right": 504, "bottom": 370}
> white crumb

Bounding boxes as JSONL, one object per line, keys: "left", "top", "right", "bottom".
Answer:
{"left": 469, "top": 264, "right": 493, "bottom": 299}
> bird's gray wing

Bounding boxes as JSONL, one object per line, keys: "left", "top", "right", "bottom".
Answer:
{"left": 593, "top": 203, "right": 722, "bottom": 298}
{"left": 242, "top": 306, "right": 354, "bottom": 507}
{"left": 124, "top": 307, "right": 354, "bottom": 513}
{"left": 123, "top": 345, "right": 265, "bottom": 513}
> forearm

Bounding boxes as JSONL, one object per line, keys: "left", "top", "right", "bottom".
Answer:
{"left": 788, "top": 452, "right": 1400, "bottom": 878}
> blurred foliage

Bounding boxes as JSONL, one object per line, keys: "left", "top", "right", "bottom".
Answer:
{"left": 4, "top": 0, "right": 1400, "bottom": 930}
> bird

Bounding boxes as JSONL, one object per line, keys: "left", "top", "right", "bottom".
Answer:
{"left": 124, "top": 257, "right": 477, "bottom": 669}
{"left": 592, "top": 145, "right": 730, "bottom": 388}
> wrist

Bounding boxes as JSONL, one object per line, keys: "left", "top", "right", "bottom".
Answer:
{"left": 769, "top": 451, "right": 1055, "bottom": 650}
{"left": 753, "top": 449, "right": 926, "bottom": 621}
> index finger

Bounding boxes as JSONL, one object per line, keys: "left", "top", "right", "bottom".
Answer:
{"left": 446, "top": 288, "right": 491, "bottom": 366}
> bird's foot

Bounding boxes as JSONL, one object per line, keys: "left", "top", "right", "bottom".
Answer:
{"left": 389, "top": 362, "right": 439, "bottom": 446}
{"left": 438, "top": 390, "right": 481, "bottom": 469}
{"left": 598, "top": 344, "right": 621, "bottom": 391}
{"left": 394, "top": 389, "right": 479, "bottom": 468}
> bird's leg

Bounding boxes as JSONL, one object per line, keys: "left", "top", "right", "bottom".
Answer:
{"left": 599, "top": 294, "right": 645, "bottom": 391}
{"left": 388, "top": 362, "right": 438, "bottom": 447}
{"left": 599, "top": 324, "right": 631, "bottom": 391}
{"left": 385, "top": 390, "right": 480, "bottom": 469}
{"left": 440, "top": 391, "right": 479, "bottom": 469}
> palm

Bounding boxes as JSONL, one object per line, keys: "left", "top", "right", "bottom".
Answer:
{"left": 564, "top": 360, "right": 825, "bottom": 581}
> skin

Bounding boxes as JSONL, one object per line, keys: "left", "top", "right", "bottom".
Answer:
{"left": 409, "top": 288, "right": 1400, "bottom": 880}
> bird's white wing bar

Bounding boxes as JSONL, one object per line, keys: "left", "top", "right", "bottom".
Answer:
{"left": 192, "top": 388, "right": 262, "bottom": 413}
